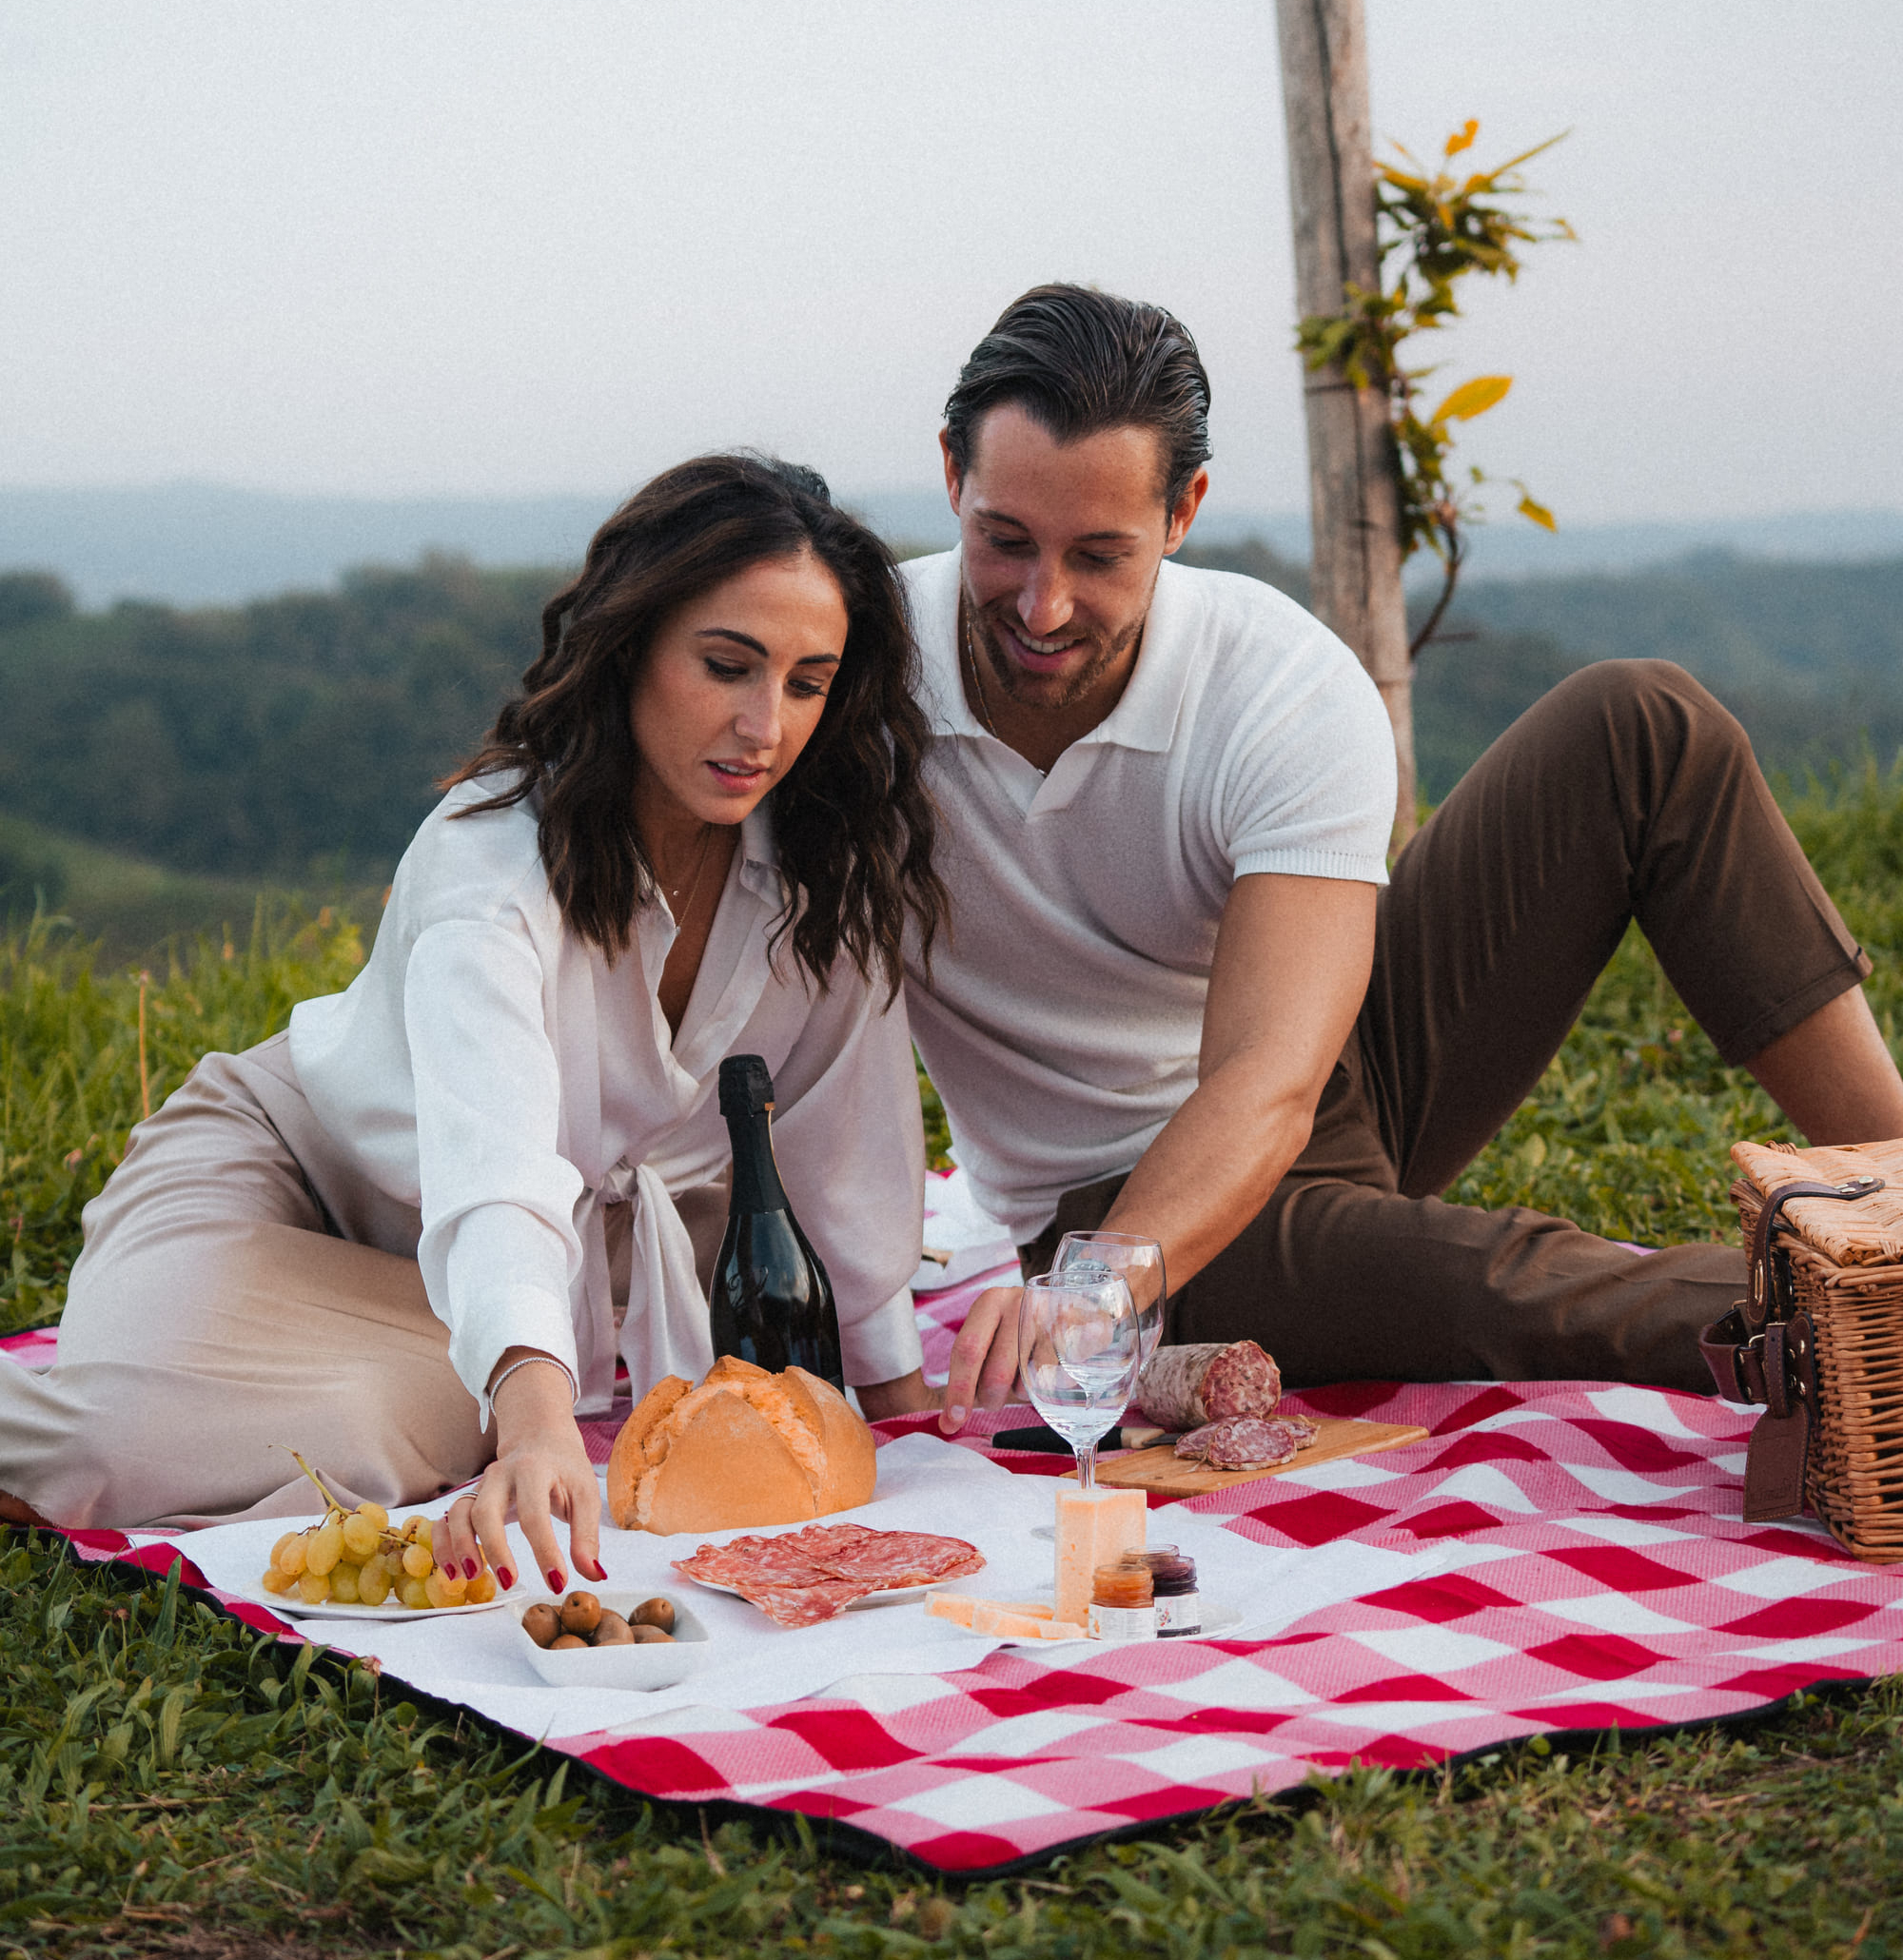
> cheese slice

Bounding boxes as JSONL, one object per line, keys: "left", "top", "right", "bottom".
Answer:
{"left": 1053, "top": 1485, "right": 1147, "bottom": 1628}
{"left": 926, "top": 1592, "right": 979, "bottom": 1627}
{"left": 970, "top": 1601, "right": 1043, "bottom": 1637}
{"left": 928, "top": 1593, "right": 1059, "bottom": 1630}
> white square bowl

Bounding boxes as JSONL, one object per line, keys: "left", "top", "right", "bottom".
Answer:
{"left": 512, "top": 1589, "right": 710, "bottom": 1691}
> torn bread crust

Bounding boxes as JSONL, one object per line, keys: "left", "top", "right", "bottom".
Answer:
{"left": 634, "top": 1372, "right": 830, "bottom": 1529}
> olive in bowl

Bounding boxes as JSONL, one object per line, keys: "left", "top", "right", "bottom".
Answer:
{"left": 513, "top": 1591, "right": 706, "bottom": 1691}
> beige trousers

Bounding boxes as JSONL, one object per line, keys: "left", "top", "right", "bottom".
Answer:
{"left": 1, "top": 1033, "right": 734, "bottom": 1530}
{"left": 0, "top": 1033, "right": 497, "bottom": 1527}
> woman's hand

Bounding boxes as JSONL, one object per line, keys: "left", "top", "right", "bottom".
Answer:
{"left": 437, "top": 1349, "right": 606, "bottom": 1595}
{"left": 855, "top": 1368, "right": 939, "bottom": 1421}
{"left": 936, "top": 1284, "right": 1024, "bottom": 1434}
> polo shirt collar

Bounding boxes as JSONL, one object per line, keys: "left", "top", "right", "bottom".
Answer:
{"left": 916, "top": 548, "right": 1192, "bottom": 756}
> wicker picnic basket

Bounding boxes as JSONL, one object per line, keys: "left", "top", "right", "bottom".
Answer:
{"left": 1719, "top": 1138, "right": 1903, "bottom": 1560}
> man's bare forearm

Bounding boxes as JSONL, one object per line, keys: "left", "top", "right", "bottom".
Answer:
{"left": 1100, "top": 1057, "right": 1318, "bottom": 1289}
{"left": 1099, "top": 872, "right": 1373, "bottom": 1294}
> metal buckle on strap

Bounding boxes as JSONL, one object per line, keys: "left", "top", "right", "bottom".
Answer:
{"left": 1745, "top": 1173, "right": 1886, "bottom": 1333}
{"left": 1733, "top": 1328, "right": 1768, "bottom": 1404}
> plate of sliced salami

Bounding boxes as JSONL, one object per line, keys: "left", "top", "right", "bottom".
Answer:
{"left": 672, "top": 1521, "right": 985, "bottom": 1629}
{"left": 692, "top": 1577, "right": 931, "bottom": 1609}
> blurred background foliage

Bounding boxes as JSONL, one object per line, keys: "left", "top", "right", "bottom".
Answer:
{"left": 2, "top": 544, "right": 1902, "bottom": 936}
{"left": 1, "top": 538, "right": 1901, "bottom": 1335}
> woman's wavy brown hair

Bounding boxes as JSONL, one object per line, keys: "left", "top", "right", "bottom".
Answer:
{"left": 445, "top": 453, "right": 945, "bottom": 996}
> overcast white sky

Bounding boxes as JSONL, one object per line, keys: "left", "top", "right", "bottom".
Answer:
{"left": 4, "top": 1, "right": 1899, "bottom": 526}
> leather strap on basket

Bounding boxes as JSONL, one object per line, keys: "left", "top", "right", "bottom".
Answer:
{"left": 1700, "top": 1172, "right": 1884, "bottom": 1521}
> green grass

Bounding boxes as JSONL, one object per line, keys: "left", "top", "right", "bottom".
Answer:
{"left": 4, "top": 768, "right": 1903, "bottom": 1954}
{"left": 0, "top": 907, "right": 369, "bottom": 1340}
{"left": 0, "top": 811, "right": 388, "bottom": 970}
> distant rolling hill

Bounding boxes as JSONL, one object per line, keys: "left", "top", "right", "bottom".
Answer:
{"left": 1, "top": 520, "right": 1899, "bottom": 947}
{"left": 4, "top": 481, "right": 1899, "bottom": 607}
{"left": 1177, "top": 540, "right": 1903, "bottom": 800}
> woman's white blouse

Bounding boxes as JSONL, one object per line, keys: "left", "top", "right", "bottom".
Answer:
{"left": 287, "top": 779, "right": 926, "bottom": 1421}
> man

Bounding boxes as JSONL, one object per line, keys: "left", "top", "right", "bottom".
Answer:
{"left": 903, "top": 284, "right": 1903, "bottom": 1434}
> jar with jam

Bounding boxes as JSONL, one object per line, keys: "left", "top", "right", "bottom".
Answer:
{"left": 1143, "top": 1545, "right": 1201, "bottom": 1637}
{"left": 1087, "top": 1554, "right": 1157, "bottom": 1642}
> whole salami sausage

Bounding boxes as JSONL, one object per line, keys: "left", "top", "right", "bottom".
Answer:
{"left": 1135, "top": 1339, "right": 1283, "bottom": 1431}
{"left": 1174, "top": 1413, "right": 1316, "bottom": 1471}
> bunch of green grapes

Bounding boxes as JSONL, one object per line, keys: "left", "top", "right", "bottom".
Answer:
{"left": 260, "top": 1503, "right": 497, "bottom": 1609}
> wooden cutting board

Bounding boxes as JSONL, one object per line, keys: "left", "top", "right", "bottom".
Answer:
{"left": 1082, "top": 1416, "right": 1431, "bottom": 1499}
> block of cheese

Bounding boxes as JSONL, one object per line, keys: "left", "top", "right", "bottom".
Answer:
{"left": 1053, "top": 1485, "right": 1148, "bottom": 1628}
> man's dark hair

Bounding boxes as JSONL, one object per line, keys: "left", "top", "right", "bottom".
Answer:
{"left": 445, "top": 453, "right": 946, "bottom": 998}
{"left": 942, "top": 284, "right": 1213, "bottom": 509}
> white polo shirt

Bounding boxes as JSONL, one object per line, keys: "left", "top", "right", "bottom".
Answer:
{"left": 900, "top": 547, "right": 1396, "bottom": 1244}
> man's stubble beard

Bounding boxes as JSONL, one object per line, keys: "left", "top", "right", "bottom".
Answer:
{"left": 970, "top": 598, "right": 1147, "bottom": 714}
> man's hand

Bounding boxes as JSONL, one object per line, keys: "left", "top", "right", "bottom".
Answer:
{"left": 938, "top": 1283, "right": 1024, "bottom": 1434}
{"left": 437, "top": 1347, "right": 604, "bottom": 1597}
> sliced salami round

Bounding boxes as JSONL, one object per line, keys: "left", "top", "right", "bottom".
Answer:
{"left": 1173, "top": 1414, "right": 1316, "bottom": 1471}
{"left": 1200, "top": 1342, "right": 1284, "bottom": 1421}
{"left": 1135, "top": 1339, "right": 1283, "bottom": 1430}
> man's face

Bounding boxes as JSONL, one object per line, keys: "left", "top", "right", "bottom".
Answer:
{"left": 943, "top": 403, "right": 1207, "bottom": 715}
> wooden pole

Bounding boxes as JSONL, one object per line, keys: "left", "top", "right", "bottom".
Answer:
{"left": 1275, "top": 0, "right": 1416, "bottom": 845}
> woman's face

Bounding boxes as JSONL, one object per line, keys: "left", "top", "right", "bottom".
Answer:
{"left": 628, "top": 549, "right": 849, "bottom": 832}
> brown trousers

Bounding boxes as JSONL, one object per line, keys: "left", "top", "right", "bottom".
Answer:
{"left": 1020, "top": 661, "right": 1870, "bottom": 1394}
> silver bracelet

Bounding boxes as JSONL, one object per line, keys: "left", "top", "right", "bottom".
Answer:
{"left": 488, "top": 1353, "right": 579, "bottom": 1408}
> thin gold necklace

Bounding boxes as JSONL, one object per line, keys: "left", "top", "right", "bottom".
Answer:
{"left": 658, "top": 823, "right": 716, "bottom": 922}
{"left": 960, "top": 599, "right": 1003, "bottom": 739}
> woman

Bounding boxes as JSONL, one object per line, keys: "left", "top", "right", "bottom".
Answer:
{"left": 0, "top": 454, "right": 948, "bottom": 1590}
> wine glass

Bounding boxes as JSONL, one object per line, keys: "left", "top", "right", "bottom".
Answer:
{"left": 1017, "top": 1267, "right": 1141, "bottom": 1492}
{"left": 1052, "top": 1231, "right": 1167, "bottom": 1374}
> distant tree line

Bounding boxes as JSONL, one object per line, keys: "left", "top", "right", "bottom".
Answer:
{"left": 0, "top": 545, "right": 1898, "bottom": 885}
{"left": 0, "top": 558, "right": 558, "bottom": 881}
{"left": 1178, "top": 542, "right": 1903, "bottom": 800}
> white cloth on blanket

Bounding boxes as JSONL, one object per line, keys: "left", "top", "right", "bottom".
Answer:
{"left": 179, "top": 1434, "right": 1500, "bottom": 1735}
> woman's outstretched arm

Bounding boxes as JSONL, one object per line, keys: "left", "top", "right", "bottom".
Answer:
{"left": 437, "top": 1346, "right": 606, "bottom": 1594}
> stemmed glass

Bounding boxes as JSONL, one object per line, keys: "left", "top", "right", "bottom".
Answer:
{"left": 1052, "top": 1232, "right": 1167, "bottom": 1377}
{"left": 1017, "top": 1266, "right": 1141, "bottom": 1492}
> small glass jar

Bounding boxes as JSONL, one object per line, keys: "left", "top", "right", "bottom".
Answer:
{"left": 1143, "top": 1544, "right": 1201, "bottom": 1638}
{"left": 1088, "top": 1555, "right": 1157, "bottom": 1642}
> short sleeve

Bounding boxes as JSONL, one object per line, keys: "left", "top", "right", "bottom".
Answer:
{"left": 1217, "top": 620, "right": 1397, "bottom": 887}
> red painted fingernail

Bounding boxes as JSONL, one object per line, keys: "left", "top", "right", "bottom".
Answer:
{"left": 463, "top": 1558, "right": 479, "bottom": 1581}
{"left": 587, "top": 1558, "right": 607, "bottom": 1581}
{"left": 497, "top": 1566, "right": 515, "bottom": 1590}
{"left": 547, "top": 1568, "right": 564, "bottom": 1591}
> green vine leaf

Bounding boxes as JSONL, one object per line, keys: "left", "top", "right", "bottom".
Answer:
{"left": 1293, "top": 120, "right": 1573, "bottom": 657}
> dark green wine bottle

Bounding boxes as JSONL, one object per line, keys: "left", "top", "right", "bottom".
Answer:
{"left": 708, "top": 1054, "right": 845, "bottom": 1390}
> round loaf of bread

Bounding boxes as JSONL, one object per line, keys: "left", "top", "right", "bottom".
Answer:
{"left": 604, "top": 1356, "right": 878, "bottom": 1534}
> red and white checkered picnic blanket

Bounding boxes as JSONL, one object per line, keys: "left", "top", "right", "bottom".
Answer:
{"left": 49, "top": 1377, "right": 1903, "bottom": 1874}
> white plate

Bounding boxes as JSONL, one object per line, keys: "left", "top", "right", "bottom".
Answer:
{"left": 236, "top": 1576, "right": 516, "bottom": 1621}
{"left": 514, "top": 1589, "right": 708, "bottom": 1691}
{"left": 686, "top": 1577, "right": 931, "bottom": 1609}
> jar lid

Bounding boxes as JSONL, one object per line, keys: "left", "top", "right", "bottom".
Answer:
{"left": 1142, "top": 1547, "right": 1198, "bottom": 1590}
